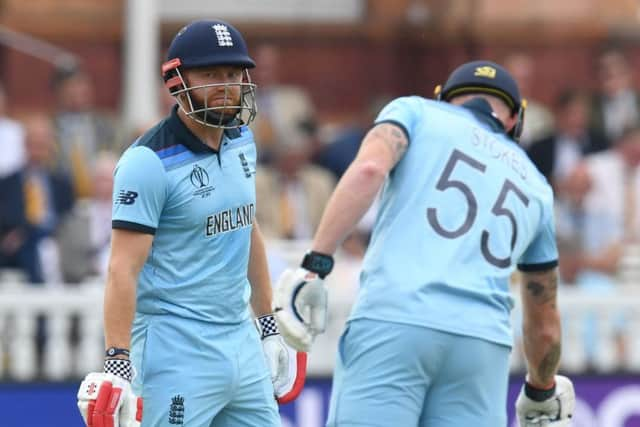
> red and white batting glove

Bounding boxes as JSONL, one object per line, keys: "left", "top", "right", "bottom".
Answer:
{"left": 257, "top": 314, "right": 307, "bottom": 404}
{"left": 273, "top": 344, "right": 307, "bottom": 404}
{"left": 77, "top": 358, "right": 143, "bottom": 427}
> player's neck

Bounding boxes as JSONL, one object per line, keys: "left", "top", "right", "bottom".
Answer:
{"left": 178, "top": 109, "right": 224, "bottom": 151}
{"left": 197, "top": 126, "right": 224, "bottom": 151}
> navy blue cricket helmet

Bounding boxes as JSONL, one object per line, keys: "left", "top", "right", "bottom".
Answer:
{"left": 162, "top": 19, "right": 257, "bottom": 129}
{"left": 435, "top": 60, "right": 527, "bottom": 141}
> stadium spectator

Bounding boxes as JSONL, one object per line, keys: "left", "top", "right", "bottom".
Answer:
{"left": 0, "top": 114, "right": 74, "bottom": 284}
{"left": 0, "top": 83, "right": 26, "bottom": 179}
{"left": 255, "top": 127, "right": 335, "bottom": 240}
{"left": 527, "top": 88, "right": 608, "bottom": 187}
{"left": 315, "top": 96, "right": 391, "bottom": 180}
{"left": 591, "top": 48, "right": 640, "bottom": 145}
{"left": 51, "top": 65, "right": 119, "bottom": 198}
{"left": 251, "top": 43, "right": 317, "bottom": 163}
{"left": 554, "top": 127, "right": 640, "bottom": 368}
{"left": 57, "top": 151, "right": 117, "bottom": 282}
{"left": 503, "top": 52, "right": 555, "bottom": 148}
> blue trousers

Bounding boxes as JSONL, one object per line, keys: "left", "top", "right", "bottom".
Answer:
{"left": 130, "top": 314, "right": 279, "bottom": 427}
{"left": 327, "top": 318, "right": 511, "bottom": 427}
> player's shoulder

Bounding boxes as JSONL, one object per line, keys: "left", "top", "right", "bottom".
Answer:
{"left": 116, "top": 134, "right": 166, "bottom": 175}
{"left": 114, "top": 143, "right": 169, "bottom": 194}
{"left": 376, "top": 96, "right": 437, "bottom": 132}
{"left": 379, "top": 95, "right": 430, "bottom": 113}
{"left": 386, "top": 96, "right": 479, "bottom": 122}
{"left": 133, "top": 118, "right": 182, "bottom": 157}
{"left": 129, "top": 118, "right": 207, "bottom": 171}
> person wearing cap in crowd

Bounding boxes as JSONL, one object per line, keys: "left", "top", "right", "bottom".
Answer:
{"left": 76, "top": 20, "right": 305, "bottom": 427}
{"left": 272, "top": 60, "right": 575, "bottom": 426}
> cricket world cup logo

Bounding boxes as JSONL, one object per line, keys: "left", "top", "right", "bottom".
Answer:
{"left": 190, "top": 165, "right": 209, "bottom": 188}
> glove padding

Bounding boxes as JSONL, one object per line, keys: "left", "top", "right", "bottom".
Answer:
{"left": 516, "top": 375, "right": 575, "bottom": 427}
{"left": 78, "top": 372, "right": 143, "bottom": 427}
{"left": 258, "top": 314, "right": 307, "bottom": 403}
{"left": 273, "top": 268, "right": 327, "bottom": 352}
{"left": 274, "top": 344, "right": 307, "bottom": 404}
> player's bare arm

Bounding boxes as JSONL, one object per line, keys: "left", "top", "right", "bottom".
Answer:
{"left": 362, "top": 122, "right": 408, "bottom": 167}
{"left": 311, "top": 123, "right": 408, "bottom": 254}
{"left": 520, "top": 268, "right": 562, "bottom": 388}
{"left": 248, "top": 220, "right": 273, "bottom": 317}
{"left": 104, "top": 229, "right": 153, "bottom": 354}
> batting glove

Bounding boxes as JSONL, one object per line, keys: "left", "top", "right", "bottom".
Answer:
{"left": 257, "top": 314, "right": 307, "bottom": 403}
{"left": 516, "top": 375, "right": 575, "bottom": 427}
{"left": 257, "top": 314, "right": 289, "bottom": 387}
{"left": 273, "top": 251, "right": 333, "bottom": 352}
{"left": 77, "top": 358, "right": 143, "bottom": 427}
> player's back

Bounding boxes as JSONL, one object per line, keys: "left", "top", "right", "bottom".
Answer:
{"left": 351, "top": 96, "right": 556, "bottom": 347}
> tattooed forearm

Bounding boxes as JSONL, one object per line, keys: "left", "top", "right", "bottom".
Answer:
{"left": 536, "top": 343, "right": 561, "bottom": 385}
{"left": 525, "top": 273, "right": 557, "bottom": 305}
{"left": 366, "top": 124, "right": 408, "bottom": 164}
{"left": 521, "top": 268, "right": 562, "bottom": 387}
{"left": 388, "top": 127, "right": 408, "bottom": 162}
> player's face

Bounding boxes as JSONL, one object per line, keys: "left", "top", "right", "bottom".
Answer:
{"left": 182, "top": 65, "right": 243, "bottom": 115}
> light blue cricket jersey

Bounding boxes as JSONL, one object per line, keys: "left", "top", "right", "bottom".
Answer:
{"left": 350, "top": 96, "right": 558, "bottom": 347}
{"left": 112, "top": 106, "right": 257, "bottom": 324}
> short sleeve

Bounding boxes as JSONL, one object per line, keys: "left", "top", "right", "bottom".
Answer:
{"left": 112, "top": 146, "right": 168, "bottom": 234}
{"left": 517, "top": 206, "right": 559, "bottom": 272}
{"left": 374, "top": 96, "right": 421, "bottom": 143}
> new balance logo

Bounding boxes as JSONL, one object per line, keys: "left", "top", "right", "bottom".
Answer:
{"left": 116, "top": 190, "right": 138, "bottom": 205}
{"left": 168, "top": 395, "right": 184, "bottom": 425}
{"left": 212, "top": 24, "right": 233, "bottom": 47}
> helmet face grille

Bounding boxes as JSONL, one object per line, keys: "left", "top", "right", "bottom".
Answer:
{"left": 171, "top": 69, "right": 257, "bottom": 129}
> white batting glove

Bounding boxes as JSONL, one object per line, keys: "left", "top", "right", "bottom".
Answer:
{"left": 516, "top": 375, "right": 575, "bottom": 427}
{"left": 77, "top": 370, "right": 143, "bottom": 427}
{"left": 257, "top": 314, "right": 308, "bottom": 403}
{"left": 274, "top": 251, "right": 334, "bottom": 352}
{"left": 274, "top": 267, "right": 328, "bottom": 351}
{"left": 257, "top": 314, "right": 289, "bottom": 387}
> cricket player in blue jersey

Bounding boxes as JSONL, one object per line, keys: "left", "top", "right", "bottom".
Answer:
{"left": 274, "top": 60, "right": 576, "bottom": 426}
{"left": 77, "top": 20, "right": 304, "bottom": 427}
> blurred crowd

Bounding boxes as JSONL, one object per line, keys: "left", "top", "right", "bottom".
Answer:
{"left": 2, "top": 43, "right": 640, "bottom": 371}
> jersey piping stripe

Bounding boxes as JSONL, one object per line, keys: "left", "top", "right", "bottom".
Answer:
{"left": 155, "top": 144, "right": 188, "bottom": 159}
{"left": 161, "top": 150, "right": 196, "bottom": 168}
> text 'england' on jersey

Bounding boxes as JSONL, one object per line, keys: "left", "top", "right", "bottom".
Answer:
{"left": 352, "top": 96, "right": 558, "bottom": 347}
{"left": 111, "top": 112, "right": 258, "bottom": 324}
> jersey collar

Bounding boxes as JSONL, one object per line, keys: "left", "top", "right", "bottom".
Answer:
{"left": 460, "top": 97, "right": 506, "bottom": 134}
{"left": 167, "top": 105, "right": 241, "bottom": 153}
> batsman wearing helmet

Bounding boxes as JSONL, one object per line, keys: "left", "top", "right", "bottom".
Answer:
{"left": 77, "top": 20, "right": 304, "bottom": 427}
{"left": 274, "top": 60, "right": 575, "bottom": 426}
